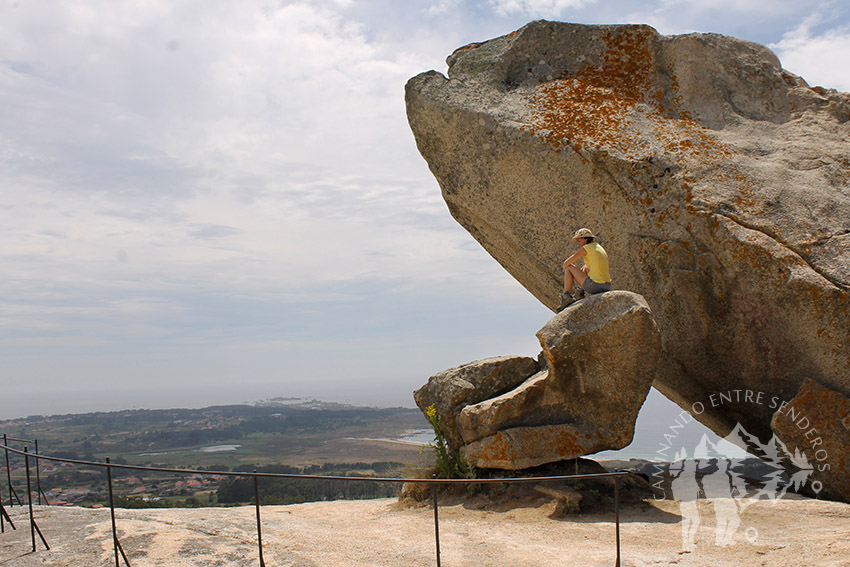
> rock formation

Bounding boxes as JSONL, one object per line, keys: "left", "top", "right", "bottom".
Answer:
{"left": 406, "top": 21, "right": 849, "bottom": 497}
{"left": 771, "top": 379, "right": 850, "bottom": 502}
{"left": 415, "top": 291, "right": 660, "bottom": 469}
{"left": 413, "top": 355, "right": 540, "bottom": 450}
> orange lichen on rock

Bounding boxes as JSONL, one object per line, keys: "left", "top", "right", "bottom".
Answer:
{"left": 463, "top": 424, "right": 601, "bottom": 470}
{"left": 520, "top": 26, "right": 784, "bottom": 233}
{"left": 526, "top": 79, "right": 637, "bottom": 155}
{"left": 579, "top": 27, "right": 663, "bottom": 107}
{"left": 523, "top": 27, "right": 731, "bottom": 167}
{"left": 525, "top": 75, "right": 728, "bottom": 166}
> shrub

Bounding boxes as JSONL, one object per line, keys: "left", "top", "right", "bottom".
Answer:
{"left": 424, "top": 405, "right": 474, "bottom": 480}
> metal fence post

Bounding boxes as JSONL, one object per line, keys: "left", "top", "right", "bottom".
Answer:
{"left": 615, "top": 476, "right": 621, "bottom": 567}
{"left": 25, "top": 446, "right": 35, "bottom": 552}
{"left": 3, "top": 434, "right": 8, "bottom": 506}
{"left": 107, "top": 457, "right": 120, "bottom": 567}
{"left": 0, "top": 479, "right": 14, "bottom": 532}
{"left": 35, "top": 439, "right": 44, "bottom": 505}
{"left": 4, "top": 434, "right": 21, "bottom": 506}
{"left": 432, "top": 478, "right": 441, "bottom": 567}
{"left": 253, "top": 472, "right": 266, "bottom": 567}
{"left": 24, "top": 447, "right": 49, "bottom": 552}
{"left": 106, "top": 457, "right": 131, "bottom": 566}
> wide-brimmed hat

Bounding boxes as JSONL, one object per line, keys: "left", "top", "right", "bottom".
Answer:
{"left": 572, "top": 228, "right": 595, "bottom": 241}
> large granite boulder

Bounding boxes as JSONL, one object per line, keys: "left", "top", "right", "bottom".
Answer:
{"left": 405, "top": 21, "right": 850, "bottom": 476}
{"left": 417, "top": 291, "right": 661, "bottom": 469}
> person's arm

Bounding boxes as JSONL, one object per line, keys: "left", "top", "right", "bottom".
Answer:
{"left": 563, "top": 247, "right": 587, "bottom": 268}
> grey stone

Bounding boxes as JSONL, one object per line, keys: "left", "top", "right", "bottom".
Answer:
{"left": 413, "top": 355, "right": 540, "bottom": 449}
{"left": 406, "top": 21, "right": 850, "bottom": 459}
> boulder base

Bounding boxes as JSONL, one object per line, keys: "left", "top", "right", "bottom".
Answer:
{"left": 417, "top": 291, "right": 660, "bottom": 470}
{"left": 771, "top": 379, "right": 850, "bottom": 503}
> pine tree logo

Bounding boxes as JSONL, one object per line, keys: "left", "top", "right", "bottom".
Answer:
{"left": 724, "top": 423, "right": 818, "bottom": 502}
{"left": 666, "top": 423, "right": 818, "bottom": 549}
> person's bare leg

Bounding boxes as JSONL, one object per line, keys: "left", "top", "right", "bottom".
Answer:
{"left": 563, "top": 265, "right": 574, "bottom": 292}
{"left": 564, "top": 264, "right": 588, "bottom": 291}
{"left": 559, "top": 264, "right": 590, "bottom": 311}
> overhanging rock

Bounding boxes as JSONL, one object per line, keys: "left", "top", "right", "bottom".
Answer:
{"left": 405, "top": 21, "right": 850, "bottom": 467}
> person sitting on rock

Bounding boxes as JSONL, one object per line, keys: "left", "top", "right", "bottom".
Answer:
{"left": 558, "top": 228, "right": 612, "bottom": 311}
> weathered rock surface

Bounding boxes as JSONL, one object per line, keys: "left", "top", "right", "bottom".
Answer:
{"left": 771, "top": 378, "right": 850, "bottom": 503}
{"left": 459, "top": 291, "right": 661, "bottom": 469}
{"left": 413, "top": 355, "right": 541, "bottom": 449}
{"left": 7, "top": 498, "right": 850, "bottom": 566}
{"left": 406, "top": 21, "right": 850, "bottom": 474}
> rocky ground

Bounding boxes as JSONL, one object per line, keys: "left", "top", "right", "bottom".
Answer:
{"left": 1, "top": 496, "right": 849, "bottom": 566}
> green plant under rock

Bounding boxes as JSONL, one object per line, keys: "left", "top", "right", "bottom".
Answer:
{"left": 424, "top": 405, "right": 475, "bottom": 480}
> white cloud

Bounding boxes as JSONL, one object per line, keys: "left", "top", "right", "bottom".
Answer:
{"left": 612, "top": 0, "right": 840, "bottom": 46}
{"left": 2, "top": 1, "right": 532, "bottom": 370}
{"left": 770, "top": 18, "right": 850, "bottom": 91}
{"left": 656, "top": 0, "right": 802, "bottom": 16}
{"left": 0, "top": 2, "right": 455, "bottom": 285}
{"left": 426, "top": 0, "right": 463, "bottom": 16}
{"left": 488, "top": 0, "right": 595, "bottom": 17}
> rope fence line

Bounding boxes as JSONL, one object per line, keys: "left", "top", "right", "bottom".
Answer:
{"left": 1, "top": 439, "right": 629, "bottom": 566}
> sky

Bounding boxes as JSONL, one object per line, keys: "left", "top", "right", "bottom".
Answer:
{"left": 1, "top": 0, "right": 849, "bottom": 420}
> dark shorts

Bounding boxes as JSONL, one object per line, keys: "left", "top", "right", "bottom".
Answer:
{"left": 583, "top": 278, "right": 612, "bottom": 294}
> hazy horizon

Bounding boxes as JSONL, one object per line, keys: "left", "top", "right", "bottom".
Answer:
{"left": 1, "top": 386, "right": 739, "bottom": 465}
{"left": 0, "top": 381, "right": 423, "bottom": 419}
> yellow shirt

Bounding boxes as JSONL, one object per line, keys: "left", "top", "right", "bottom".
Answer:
{"left": 583, "top": 242, "right": 611, "bottom": 283}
